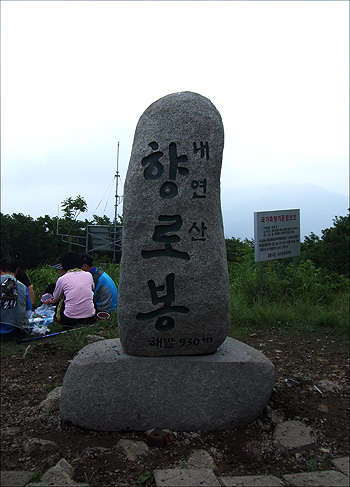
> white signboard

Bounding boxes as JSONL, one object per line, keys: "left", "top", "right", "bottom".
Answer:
{"left": 254, "top": 209, "right": 300, "bottom": 262}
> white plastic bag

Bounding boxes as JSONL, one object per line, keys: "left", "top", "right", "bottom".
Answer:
{"left": 31, "top": 322, "right": 50, "bottom": 336}
{"left": 34, "top": 304, "right": 55, "bottom": 319}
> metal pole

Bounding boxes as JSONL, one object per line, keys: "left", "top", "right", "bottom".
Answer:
{"left": 114, "top": 142, "right": 120, "bottom": 225}
{"left": 113, "top": 142, "right": 120, "bottom": 263}
{"left": 260, "top": 261, "right": 264, "bottom": 291}
{"left": 56, "top": 205, "right": 59, "bottom": 235}
{"left": 17, "top": 322, "right": 98, "bottom": 343}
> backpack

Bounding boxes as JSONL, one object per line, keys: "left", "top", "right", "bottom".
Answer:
{"left": 0, "top": 277, "right": 18, "bottom": 309}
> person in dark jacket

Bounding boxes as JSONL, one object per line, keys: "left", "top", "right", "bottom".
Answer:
{"left": 0, "top": 257, "right": 31, "bottom": 340}
{"left": 80, "top": 254, "right": 118, "bottom": 313}
{"left": 1, "top": 257, "right": 35, "bottom": 308}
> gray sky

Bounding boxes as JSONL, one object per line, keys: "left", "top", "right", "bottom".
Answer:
{"left": 1, "top": 1, "right": 349, "bottom": 227}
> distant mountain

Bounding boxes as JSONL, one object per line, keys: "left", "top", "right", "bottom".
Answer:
{"left": 221, "top": 183, "right": 349, "bottom": 241}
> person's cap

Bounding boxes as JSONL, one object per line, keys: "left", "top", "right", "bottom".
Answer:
{"left": 80, "top": 253, "right": 94, "bottom": 267}
{"left": 49, "top": 259, "right": 62, "bottom": 270}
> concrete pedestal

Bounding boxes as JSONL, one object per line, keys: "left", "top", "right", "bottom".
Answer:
{"left": 59, "top": 338, "right": 275, "bottom": 431}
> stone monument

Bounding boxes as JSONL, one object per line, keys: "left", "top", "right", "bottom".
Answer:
{"left": 118, "top": 91, "right": 230, "bottom": 356}
{"left": 59, "top": 92, "right": 275, "bottom": 431}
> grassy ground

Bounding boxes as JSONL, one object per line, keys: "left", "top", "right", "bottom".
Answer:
{"left": 2, "top": 257, "right": 347, "bottom": 358}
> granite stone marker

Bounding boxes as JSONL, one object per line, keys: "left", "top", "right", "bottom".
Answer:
{"left": 118, "top": 91, "right": 231, "bottom": 356}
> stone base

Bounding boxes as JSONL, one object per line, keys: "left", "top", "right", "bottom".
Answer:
{"left": 59, "top": 338, "right": 275, "bottom": 431}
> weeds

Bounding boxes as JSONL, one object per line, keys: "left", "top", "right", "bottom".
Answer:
{"left": 83, "top": 471, "right": 95, "bottom": 485}
{"left": 57, "top": 327, "right": 96, "bottom": 356}
{"left": 181, "top": 449, "right": 194, "bottom": 469}
{"left": 136, "top": 471, "right": 154, "bottom": 485}
{"left": 1, "top": 256, "right": 348, "bottom": 359}
{"left": 45, "top": 380, "right": 62, "bottom": 392}
{"left": 31, "top": 470, "right": 41, "bottom": 482}
{"left": 229, "top": 257, "right": 349, "bottom": 334}
{"left": 272, "top": 385, "right": 282, "bottom": 401}
{"left": 306, "top": 454, "right": 333, "bottom": 472}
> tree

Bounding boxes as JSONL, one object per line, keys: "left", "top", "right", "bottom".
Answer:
{"left": 301, "top": 210, "right": 349, "bottom": 277}
{"left": 92, "top": 214, "right": 113, "bottom": 226}
{"left": 320, "top": 213, "right": 349, "bottom": 277}
{"left": 60, "top": 195, "right": 88, "bottom": 250}
{"left": 225, "top": 237, "right": 254, "bottom": 262}
{"left": 0, "top": 213, "right": 65, "bottom": 269}
{"left": 61, "top": 195, "right": 88, "bottom": 220}
{"left": 1, "top": 200, "right": 122, "bottom": 268}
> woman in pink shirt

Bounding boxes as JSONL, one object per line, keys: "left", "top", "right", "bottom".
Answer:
{"left": 45, "top": 251, "right": 96, "bottom": 327}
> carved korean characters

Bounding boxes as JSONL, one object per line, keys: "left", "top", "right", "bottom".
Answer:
{"left": 118, "top": 92, "right": 231, "bottom": 356}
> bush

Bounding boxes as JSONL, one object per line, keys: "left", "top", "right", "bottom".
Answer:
{"left": 228, "top": 256, "right": 349, "bottom": 334}
{"left": 26, "top": 251, "right": 349, "bottom": 337}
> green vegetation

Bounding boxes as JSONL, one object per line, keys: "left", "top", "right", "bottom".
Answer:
{"left": 31, "top": 470, "right": 42, "bottom": 483}
{"left": 1, "top": 210, "right": 348, "bottom": 350}
{"left": 306, "top": 454, "right": 333, "bottom": 472}
{"left": 229, "top": 257, "right": 349, "bottom": 334}
{"left": 0, "top": 195, "right": 123, "bottom": 269}
{"left": 0, "top": 312, "right": 119, "bottom": 359}
{"left": 301, "top": 214, "right": 349, "bottom": 278}
{"left": 136, "top": 471, "right": 154, "bottom": 485}
{"left": 226, "top": 210, "right": 349, "bottom": 335}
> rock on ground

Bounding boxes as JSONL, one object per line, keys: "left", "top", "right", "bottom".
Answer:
{"left": 39, "top": 387, "right": 62, "bottom": 412}
{"left": 273, "top": 420, "right": 317, "bottom": 455}
{"left": 114, "top": 439, "right": 149, "bottom": 461}
{"left": 153, "top": 468, "right": 221, "bottom": 486}
{"left": 282, "top": 470, "right": 349, "bottom": 486}
{"left": 26, "top": 458, "right": 88, "bottom": 486}
{"left": 0, "top": 470, "right": 34, "bottom": 487}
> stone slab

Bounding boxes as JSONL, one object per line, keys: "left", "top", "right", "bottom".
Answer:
{"left": 115, "top": 439, "right": 149, "bottom": 461}
{"left": 273, "top": 420, "right": 317, "bottom": 455}
{"left": 220, "top": 475, "right": 285, "bottom": 486}
{"left": 154, "top": 468, "right": 221, "bottom": 486}
{"left": 0, "top": 471, "right": 34, "bottom": 487}
{"left": 283, "top": 470, "right": 349, "bottom": 486}
{"left": 26, "top": 458, "right": 88, "bottom": 487}
{"left": 332, "top": 456, "right": 350, "bottom": 476}
{"left": 118, "top": 91, "right": 230, "bottom": 356}
{"left": 186, "top": 449, "right": 216, "bottom": 469}
{"left": 60, "top": 337, "right": 275, "bottom": 431}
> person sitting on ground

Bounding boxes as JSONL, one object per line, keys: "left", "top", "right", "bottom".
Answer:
{"left": 43, "top": 259, "right": 67, "bottom": 322}
{"left": 0, "top": 257, "right": 32, "bottom": 341}
{"left": 80, "top": 253, "right": 118, "bottom": 314}
{"left": 44, "top": 251, "right": 96, "bottom": 328}
{"left": 0, "top": 257, "right": 35, "bottom": 309}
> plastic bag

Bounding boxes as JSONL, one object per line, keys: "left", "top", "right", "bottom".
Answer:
{"left": 29, "top": 305, "right": 55, "bottom": 335}
{"left": 31, "top": 322, "right": 50, "bottom": 336}
{"left": 34, "top": 303, "right": 55, "bottom": 319}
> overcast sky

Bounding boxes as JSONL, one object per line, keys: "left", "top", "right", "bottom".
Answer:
{"left": 1, "top": 1, "right": 349, "bottom": 226}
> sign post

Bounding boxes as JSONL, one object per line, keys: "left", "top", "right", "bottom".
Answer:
{"left": 254, "top": 209, "right": 301, "bottom": 287}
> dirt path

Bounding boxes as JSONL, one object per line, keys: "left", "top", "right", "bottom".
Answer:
{"left": 1, "top": 328, "right": 349, "bottom": 486}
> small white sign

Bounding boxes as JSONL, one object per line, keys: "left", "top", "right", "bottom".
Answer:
{"left": 254, "top": 209, "right": 300, "bottom": 262}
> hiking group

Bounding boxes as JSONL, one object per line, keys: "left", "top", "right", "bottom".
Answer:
{"left": 0, "top": 251, "right": 118, "bottom": 341}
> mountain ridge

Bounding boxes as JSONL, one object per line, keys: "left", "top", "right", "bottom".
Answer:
{"left": 221, "top": 182, "right": 349, "bottom": 240}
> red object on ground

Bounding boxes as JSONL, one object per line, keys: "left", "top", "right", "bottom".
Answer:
{"left": 147, "top": 429, "right": 171, "bottom": 447}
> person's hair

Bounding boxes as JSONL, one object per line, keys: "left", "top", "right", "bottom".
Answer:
{"left": 1, "top": 256, "right": 19, "bottom": 273}
{"left": 59, "top": 251, "right": 83, "bottom": 271}
{"left": 80, "top": 253, "right": 94, "bottom": 267}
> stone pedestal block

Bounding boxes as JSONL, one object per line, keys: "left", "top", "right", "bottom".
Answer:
{"left": 60, "top": 338, "right": 275, "bottom": 431}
